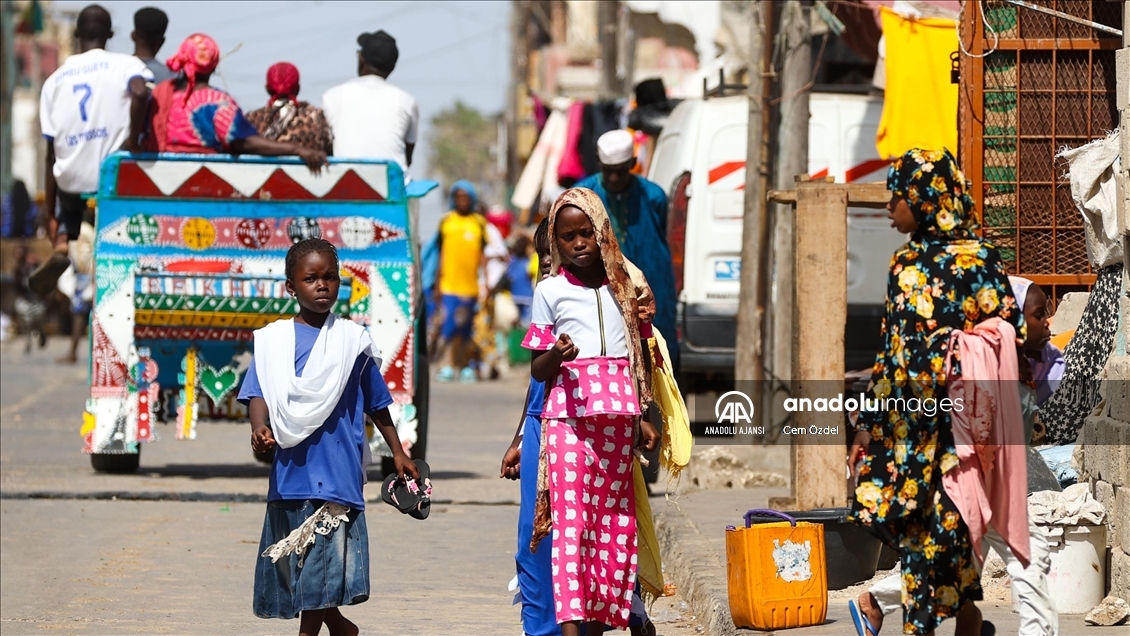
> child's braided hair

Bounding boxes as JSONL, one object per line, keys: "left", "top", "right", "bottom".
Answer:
{"left": 533, "top": 216, "right": 550, "bottom": 255}
{"left": 285, "top": 238, "right": 338, "bottom": 280}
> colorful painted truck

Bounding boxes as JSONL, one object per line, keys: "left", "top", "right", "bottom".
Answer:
{"left": 82, "top": 153, "right": 435, "bottom": 473}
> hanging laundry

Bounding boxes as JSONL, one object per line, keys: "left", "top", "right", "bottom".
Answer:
{"left": 556, "top": 101, "right": 587, "bottom": 187}
{"left": 1058, "top": 132, "right": 1124, "bottom": 269}
{"left": 580, "top": 101, "right": 625, "bottom": 176}
{"left": 874, "top": 7, "right": 958, "bottom": 159}
{"left": 1040, "top": 263, "right": 1124, "bottom": 445}
{"left": 512, "top": 107, "right": 568, "bottom": 211}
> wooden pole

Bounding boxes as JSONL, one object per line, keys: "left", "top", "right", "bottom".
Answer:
{"left": 599, "top": 0, "right": 620, "bottom": 99}
{"left": 735, "top": 2, "right": 766, "bottom": 392}
{"left": 506, "top": 0, "right": 528, "bottom": 189}
{"left": 767, "top": 0, "right": 810, "bottom": 423}
{"left": 791, "top": 179, "right": 848, "bottom": 510}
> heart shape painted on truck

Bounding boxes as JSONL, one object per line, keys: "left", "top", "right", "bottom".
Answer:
{"left": 199, "top": 364, "right": 241, "bottom": 405}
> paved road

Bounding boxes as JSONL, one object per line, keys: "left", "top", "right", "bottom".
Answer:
{"left": 0, "top": 339, "right": 704, "bottom": 635}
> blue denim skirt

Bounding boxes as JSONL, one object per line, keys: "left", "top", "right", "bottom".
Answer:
{"left": 253, "top": 500, "right": 369, "bottom": 619}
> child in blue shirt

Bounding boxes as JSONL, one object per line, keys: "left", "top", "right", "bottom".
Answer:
{"left": 507, "top": 234, "right": 536, "bottom": 326}
{"left": 239, "top": 238, "right": 417, "bottom": 636}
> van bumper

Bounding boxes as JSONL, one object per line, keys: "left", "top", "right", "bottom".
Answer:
{"left": 678, "top": 301, "right": 738, "bottom": 374}
{"left": 678, "top": 346, "right": 736, "bottom": 373}
{"left": 675, "top": 302, "right": 885, "bottom": 375}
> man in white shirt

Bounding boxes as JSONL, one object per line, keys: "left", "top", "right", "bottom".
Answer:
{"left": 322, "top": 30, "right": 419, "bottom": 176}
{"left": 32, "top": 4, "right": 152, "bottom": 295}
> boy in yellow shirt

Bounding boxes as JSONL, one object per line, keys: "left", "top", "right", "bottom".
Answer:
{"left": 434, "top": 180, "right": 486, "bottom": 382}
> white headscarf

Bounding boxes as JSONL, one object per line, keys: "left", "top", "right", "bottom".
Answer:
{"left": 1008, "top": 276, "right": 1033, "bottom": 311}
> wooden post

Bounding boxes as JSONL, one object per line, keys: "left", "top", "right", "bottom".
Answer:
{"left": 767, "top": 0, "right": 811, "bottom": 423}
{"left": 735, "top": 2, "right": 765, "bottom": 392}
{"left": 791, "top": 179, "right": 848, "bottom": 510}
{"left": 507, "top": 0, "right": 528, "bottom": 188}
{"left": 599, "top": 0, "right": 620, "bottom": 99}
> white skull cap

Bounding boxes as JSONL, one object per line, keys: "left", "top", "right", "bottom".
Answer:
{"left": 597, "top": 130, "right": 634, "bottom": 166}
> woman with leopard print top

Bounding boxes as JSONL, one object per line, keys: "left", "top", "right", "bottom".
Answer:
{"left": 247, "top": 62, "right": 334, "bottom": 156}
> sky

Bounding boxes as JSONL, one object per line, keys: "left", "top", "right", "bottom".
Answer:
{"left": 53, "top": 0, "right": 512, "bottom": 232}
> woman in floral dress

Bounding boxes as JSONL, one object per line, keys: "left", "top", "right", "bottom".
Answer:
{"left": 849, "top": 148, "right": 1024, "bottom": 635}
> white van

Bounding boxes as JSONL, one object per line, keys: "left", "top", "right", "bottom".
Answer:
{"left": 647, "top": 91, "right": 904, "bottom": 385}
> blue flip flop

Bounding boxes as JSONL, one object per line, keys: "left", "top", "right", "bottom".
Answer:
{"left": 848, "top": 599, "right": 878, "bottom": 636}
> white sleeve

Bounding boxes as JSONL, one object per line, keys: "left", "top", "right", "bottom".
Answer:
{"left": 522, "top": 284, "right": 556, "bottom": 350}
{"left": 529, "top": 283, "right": 553, "bottom": 326}
{"left": 39, "top": 74, "right": 56, "bottom": 140}
{"left": 121, "top": 55, "right": 153, "bottom": 90}
{"left": 404, "top": 94, "right": 419, "bottom": 145}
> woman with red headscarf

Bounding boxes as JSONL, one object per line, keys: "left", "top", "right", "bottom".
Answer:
{"left": 247, "top": 62, "right": 334, "bottom": 155}
{"left": 144, "top": 34, "right": 325, "bottom": 171}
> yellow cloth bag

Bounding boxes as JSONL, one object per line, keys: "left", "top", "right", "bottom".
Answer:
{"left": 875, "top": 7, "right": 958, "bottom": 159}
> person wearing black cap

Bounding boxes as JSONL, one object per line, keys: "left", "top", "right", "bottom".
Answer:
{"left": 132, "top": 7, "right": 174, "bottom": 84}
{"left": 322, "top": 29, "right": 419, "bottom": 175}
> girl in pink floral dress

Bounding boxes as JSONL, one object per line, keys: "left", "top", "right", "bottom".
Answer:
{"left": 523, "top": 188, "right": 659, "bottom": 635}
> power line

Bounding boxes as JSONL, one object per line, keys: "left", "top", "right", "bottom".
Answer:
{"left": 397, "top": 22, "right": 504, "bottom": 66}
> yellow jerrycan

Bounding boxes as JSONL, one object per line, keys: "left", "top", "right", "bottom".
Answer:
{"left": 725, "top": 509, "right": 828, "bottom": 630}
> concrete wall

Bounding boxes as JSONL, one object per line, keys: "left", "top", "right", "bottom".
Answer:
{"left": 1079, "top": 356, "right": 1130, "bottom": 601}
{"left": 1079, "top": 0, "right": 1130, "bottom": 604}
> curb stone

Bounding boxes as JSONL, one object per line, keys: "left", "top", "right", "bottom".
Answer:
{"left": 656, "top": 504, "right": 745, "bottom": 636}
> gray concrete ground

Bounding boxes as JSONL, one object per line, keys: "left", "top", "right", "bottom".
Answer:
{"left": 8, "top": 336, "right": 1124, "bottom": 636}
{"left": 657, "top": 478, "right": 1130, "bottom": 636}
{"left": 0, "top": 339, "right": 704, "bottom": 635}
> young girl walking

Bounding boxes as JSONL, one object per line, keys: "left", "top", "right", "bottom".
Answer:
{"left": 505, "top": 216, "right": 664, "bottom": 636}
{"left": 523, "top": 188, "right": 660, "bottom": 635}
{"left": 238, "top": 238, "right": 417, "bottom": 636}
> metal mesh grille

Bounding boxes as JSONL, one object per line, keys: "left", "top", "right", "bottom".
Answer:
{"left": 965, "top": 0, "right": 1120, "bottom": 287}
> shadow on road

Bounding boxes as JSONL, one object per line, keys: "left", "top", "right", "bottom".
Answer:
{"left": 139, "top": 463, "right": 271, "bottom": 479}
{"left": 364, "top": 469, "right": 481, "bottom": 481}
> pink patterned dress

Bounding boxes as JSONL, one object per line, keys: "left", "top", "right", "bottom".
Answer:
{"left": 523, "top": 270, "right": 640, "bottom": 628}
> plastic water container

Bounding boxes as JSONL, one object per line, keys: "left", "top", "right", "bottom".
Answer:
{"left": 508, "top": 328, "right": 531, "bottom": 364}
{"left": 726, "top": 509, "right": 828, "bottom": 630}
{"left": 1012, "top": 523, "right": 1106, "bottom": 614}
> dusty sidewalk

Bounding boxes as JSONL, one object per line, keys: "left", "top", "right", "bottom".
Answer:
{"left": 654, "top": 465, "right": 1128, "bottom": 636}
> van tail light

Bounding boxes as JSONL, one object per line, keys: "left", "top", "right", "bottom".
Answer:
{"left": 668, "top": 171, "right": 691, "bottom": 298}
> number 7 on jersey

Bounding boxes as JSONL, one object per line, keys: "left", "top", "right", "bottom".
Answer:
{"left": 73, "top": 83, "right": 92, "bottom": 122}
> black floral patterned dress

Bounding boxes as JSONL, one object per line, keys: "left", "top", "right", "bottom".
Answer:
{"left": 849, "top": 149, "right": 1025, "bottom": 635}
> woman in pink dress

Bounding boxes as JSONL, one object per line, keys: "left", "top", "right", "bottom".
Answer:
{"left": 523, "top": 188, "right": 659, "bottom": 635}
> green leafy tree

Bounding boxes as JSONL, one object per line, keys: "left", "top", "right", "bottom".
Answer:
{"left": 427, "top": 100, "right": 502, "bottom": 207}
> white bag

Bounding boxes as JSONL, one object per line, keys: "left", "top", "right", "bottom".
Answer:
{"left": 493, "top": 292, "right": 520, "bottom": 330}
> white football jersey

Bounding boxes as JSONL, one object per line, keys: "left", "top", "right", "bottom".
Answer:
{"left": 39, "top": 48, "right": 153, "bottom": 194}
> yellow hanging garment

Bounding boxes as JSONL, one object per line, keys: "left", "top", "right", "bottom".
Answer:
{"left": 650, "top": 330, "right": 692, "bottom": 476}
{"left": 633, "top": 459, "right": 663, "bottom": 603}
{"left": 875, "top": 7, "right": 958, "bottom": 159}
{"left": 633, "top": 329, "right": 692, "bottom": 604}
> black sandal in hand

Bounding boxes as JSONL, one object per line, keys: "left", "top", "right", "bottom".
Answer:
{"left": 380, "top": 459, "right": 432, "bottom": 520}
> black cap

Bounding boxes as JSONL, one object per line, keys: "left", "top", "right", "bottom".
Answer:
{"left": 134, "top": 6, "right": 168, "bottom": 36}
{"left": 357, "top": 30, "right": 398, "bottom": 72}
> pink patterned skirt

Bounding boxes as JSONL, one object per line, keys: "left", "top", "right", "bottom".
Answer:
{"left": 547, "top": 414, "right": 638, "bottom": 628}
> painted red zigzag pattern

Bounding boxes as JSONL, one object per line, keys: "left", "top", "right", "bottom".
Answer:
{"left": 116, "top": 162, "right": 387, "bottom": 201}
